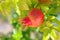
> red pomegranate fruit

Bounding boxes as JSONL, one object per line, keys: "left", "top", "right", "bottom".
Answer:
{"left": 18, "top": 8, "right": 44, "bottom": 28}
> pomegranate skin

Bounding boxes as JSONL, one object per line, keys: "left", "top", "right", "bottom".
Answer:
{"left": 22, "top": 17, "right": 32, "bottom": 26}
{"left": 28, "top": 8, "right": 44, "bottom": 27}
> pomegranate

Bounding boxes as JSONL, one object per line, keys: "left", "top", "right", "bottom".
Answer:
{"left": 18, "top": 8, "right": 44, "bottom": 28}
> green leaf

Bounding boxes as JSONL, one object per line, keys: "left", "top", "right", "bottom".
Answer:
{"left": 50, "top": 29, "right": 57, "bottom": 40}
{"left": 42, "top": 35, "right": 50, "bottom": 40}
{"left": 41, "top": 6, "right": 49, "bottom": 13}
{"left": 42, "top": 28, "right": 51, "bottom": 40}
{"left": 11, "top": 0, "right": 17, "bottom": 10}
{"left": 44, "top": 28, "right": 51, "bottom": 36}
{"left": 21, "top": 10, "right": 29, "bottom": 18}
{"left": 54, "top": 26, "right": 60, "bottom": 32}
{"left": 12, "top": 27, "right": 22, "bottom": 40}
{"left": 52, "top": 18, "right": 60, "bottom": 25}
{"left": 18, "top": 0, "right": 29, "bottom": 10}
{"left": 0, "top": 0, "right": 12, "bottom": 16}
{"left": 46, "top": 3, "right": 60, "bottom": 15}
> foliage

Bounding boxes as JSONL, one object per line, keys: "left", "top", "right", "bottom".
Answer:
{"left": 0, "top": 0, "right": 60, "bottom": 40}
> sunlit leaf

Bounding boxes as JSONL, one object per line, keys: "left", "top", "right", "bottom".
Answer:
{"left": 50, "top": 29, "right": 57, "bottom": 40}
{"left": 42, "top": 33, "right": 49, "bottom": 40}
{"left": 52, "top": 18, "right": 60, "bottom": 25}
{"left": 54, "top": 26, "right": 60, "bottom": 32}
{"left": 18, "top": 0, "right": 29, "bottom": 10}
{"left": 12, "top": 28, "right": 22, "bottom": 40}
